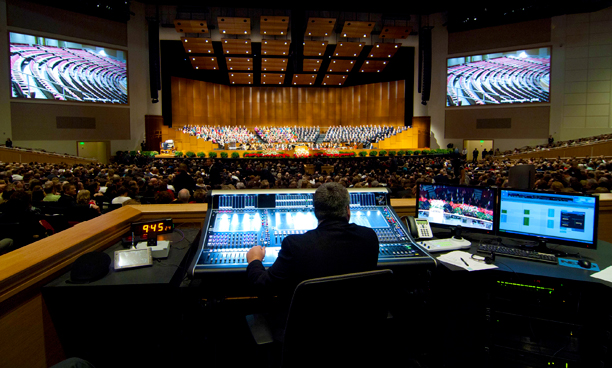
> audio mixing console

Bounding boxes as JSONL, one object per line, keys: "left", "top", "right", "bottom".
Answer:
{"left": 189, "top": 188, "right": 436, "bottom": 276}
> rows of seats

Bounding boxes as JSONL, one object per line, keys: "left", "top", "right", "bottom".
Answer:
{"left": 448, "top": 56, "right": 550, "bottom": 106}
{"left": 10, "top": 43, "right": 127, "bottom": 103}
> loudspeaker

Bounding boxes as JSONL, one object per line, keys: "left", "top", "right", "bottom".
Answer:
{"left": 148, "top": 20, "right": 161, "bottom": 102}
{"left": 418, "top": 27, "right": 432, "bottom": 105}
{"left": 508, "top": 164, "right": 536, "bottom": 190}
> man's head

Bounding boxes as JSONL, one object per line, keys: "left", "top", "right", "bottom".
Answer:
{"left": 313, "top": 182, "right": 350, "bottom": 222}
{"left": 177, "top": 188, "right": 191, "bottom": 203}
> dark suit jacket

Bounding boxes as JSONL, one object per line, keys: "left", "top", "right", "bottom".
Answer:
{"left": 247, "top": 218, "right": 379, "bottom": 298}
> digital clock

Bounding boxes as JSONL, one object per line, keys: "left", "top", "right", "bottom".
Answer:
{"left": 130, "top": 218, "right": 174, "bottom": 236}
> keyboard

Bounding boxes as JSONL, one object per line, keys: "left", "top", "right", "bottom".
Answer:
{"left": 477, "top": 244, "right": 558, "bottom": 264}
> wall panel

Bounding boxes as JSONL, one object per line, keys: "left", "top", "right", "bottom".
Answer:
{"left": 171, "top": 77, "right": 405, "bottom": 128}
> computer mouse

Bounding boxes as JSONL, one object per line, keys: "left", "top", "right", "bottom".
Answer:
{"left": 577, "top": 259, "right": 592, "bottom": 269}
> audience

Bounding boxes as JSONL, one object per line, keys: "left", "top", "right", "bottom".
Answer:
{"left": 2, "top": 134, "right": 612, "bottom": 256}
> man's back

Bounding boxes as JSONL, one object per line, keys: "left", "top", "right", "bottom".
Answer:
{"left": 247, "top": 218, "right": 379, "bottom": 296}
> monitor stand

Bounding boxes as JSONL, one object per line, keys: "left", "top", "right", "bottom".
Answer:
{"left": 530, "top": 238, "right": 567, "bottom": 257}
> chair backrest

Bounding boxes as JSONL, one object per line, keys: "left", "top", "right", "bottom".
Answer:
{"left": 282, "top": 269, "right": 394, "bottom": 368}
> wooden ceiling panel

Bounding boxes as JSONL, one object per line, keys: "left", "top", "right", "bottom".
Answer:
{"left": 305, "top": 18, "right": 336, "bottom": 37}
{"left": 229, "top": 73, "right": 254, "bottom": 85}
{"left": 190, "top": 56, "right": 219, "bottom": 70}
{"left": 322, "top": 74, "right": 347, "bottom": 86}
{"left": 261, "top": 58, "right": 288, "bottom": 72}
{"left": 174, "top": 20, "right": 209, "bottom": 34}
{"left": 303, "top": 59, "right": 323, "bottom": 72}
{"left": 218, "top": 17, "right": 251, "bottom": 35}
{"left": 340, "top": 21, "right": 375, "bottom": 38}
{"left": 181, "top": 38, "right": 214, "bottom": 54}
{"left": 226, "top": 57, "right": 253, "bottom": 71}
{"left": 292, "top": 74, "right": 318, "bottom": 85}
{"left": 261, "top": 40, "right": 290, "bottom": 56}
{"left": 332, "top": 42, "right": 365, "bottom": 57}
{"left": 222, "top": 39, "right": 252, "bottom": 55}
{"left": 260, "top": 16, "right": 289, "bottom": 36}
{"left": 261, "top": 73, "right": 286, "bottom": 85}
{"left": 303, "top": 41, "right": 328, "bottom": 57}
{"left": 368, "top": 43, "right": 401, "bottom": 58}
{"left": 327, "top": 59, "right": 356, "bottom": 73}
{"left": 379, "top": 26, "right": 412, "bottom": 39}
{"left": 359, "top": 60, "right": 389, "bottom": 73}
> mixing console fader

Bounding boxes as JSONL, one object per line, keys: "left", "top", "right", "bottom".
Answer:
{"left": 189, "top": 188, "right": 436, "bottom": 276}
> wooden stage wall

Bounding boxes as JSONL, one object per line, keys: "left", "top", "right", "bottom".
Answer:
{"left": 171, "top": 77, "right": 406, "bottom": 127}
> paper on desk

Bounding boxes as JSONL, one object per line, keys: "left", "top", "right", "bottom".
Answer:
{"left": 590, "top": 266, "right": 612, "bottom": 282}
{"left": 437, "top": 251, "right": 498, "bottom": 271}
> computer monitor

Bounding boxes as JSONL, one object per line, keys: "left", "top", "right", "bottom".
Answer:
{"left": 497, "top": 189, "right": 599, "bottom": 251}
{"left": 416, "top": 183, "right": 496, "bottom": 235}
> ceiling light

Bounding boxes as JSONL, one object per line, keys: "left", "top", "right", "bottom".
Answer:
{"left": 279, "top": 82, "right": 281, "bottom": 84}
{"left": 359, "top": 44, "right": 362, "bottom": 47}
{"left": 340, "top": 43, "right": 343, "bottom": 46}
{"left": 223, "top": 30, "right": 226, "bottom": 33}
{"left": 317, "top": 60, "right": 320, "bottom": 63}
{"left": 309, "top": 32, "right": 311, "bottom": 35}
{"left": 192, "top": 58, "right": 195, "bottom": 60}
{"left": 325, "top": 33, "right": 328, "bottom": 35}
{"left": 281, "top": 69, "right": 284, "bottom": 71}
{"left": 264, "top": 41, "right": 267, "bottom": 44}
{"left": 229, "top": 58, "right": 232, "bottom": 61}
{"left": 184, "top": 39, "right": 188, "bottom": 43}
{"left": 264, "top": 52, "right": 267, "bottom": 54}
{"left": 244, "top": 31, "right": 247, "bottom": 34}
{"left": 294, "top": 82, "right": 297, "bottom": 85}
{"left": 284, "top": 42, "right": 287, "bottom": 45}
{"left": 336, "top": 53, "right": 338, "bottom": 56}
{"left": 388, "top": 55, "right": 391, "bottom": 57}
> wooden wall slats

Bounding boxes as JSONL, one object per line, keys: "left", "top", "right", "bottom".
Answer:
{"left": 171, "top": 77, "right": 406, "bottom": 128}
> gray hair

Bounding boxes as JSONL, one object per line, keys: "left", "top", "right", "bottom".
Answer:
{"left": 313, "top": 182, "right": 350, "bottom": 221}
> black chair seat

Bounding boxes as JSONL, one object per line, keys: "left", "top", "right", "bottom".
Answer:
{"left": 247, "top": 269, "right": 394, "bottom": 368}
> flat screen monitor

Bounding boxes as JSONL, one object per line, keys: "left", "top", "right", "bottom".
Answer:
{"left": 9, "top": 32, "right": 127, "bottom": 104}
{"left": 497, "top": 189, "right": 599, "bottom": 250}
{"left": 446, "top": 47, "right": 550, "bottom": 106}
{"left": 416, "top": 184, "right": 496, "bottom": 234}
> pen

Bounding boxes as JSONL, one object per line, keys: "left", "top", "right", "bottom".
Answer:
{"left": 460, "top": 257, "right": 470, "bottom": 268}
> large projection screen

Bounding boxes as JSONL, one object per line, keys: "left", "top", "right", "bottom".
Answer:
{"left": 446, "top": 47, "right": 550, "bottom": 107}
{"left": 9, "top": 32, "right": 127, "bottom": 104}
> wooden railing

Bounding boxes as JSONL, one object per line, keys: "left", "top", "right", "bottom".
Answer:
{"left": 0, "top": 147, "right": 97, "bottom": 166}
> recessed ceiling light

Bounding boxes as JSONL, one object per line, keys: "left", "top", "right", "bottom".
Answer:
{"left": 192, "top": 58, "right": 195, "bottom": 60}
{"left": 284, "top": 42, "right": 287, "bottom": 45}
{"left": 281, "top": 69, "right": 284, "bottom": 71}
{"left": 340, "top": 43, "right": 343, "bottom": 46}
{"left": 223, "top": 30, "right": 226, "bottom": 33}
{"left": 309, "top": 32, "right": 311, "bottom": 35}
{"left": 244, "top": 31, "right": 247, "bottom": 34}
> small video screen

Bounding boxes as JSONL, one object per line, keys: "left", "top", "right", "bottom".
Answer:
{"left": 417, "top": 184, "right": 495, "bottom": 231}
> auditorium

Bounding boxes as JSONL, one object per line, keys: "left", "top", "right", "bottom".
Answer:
{"left": 1, "top": 1, "right": 612, "bottom": 367}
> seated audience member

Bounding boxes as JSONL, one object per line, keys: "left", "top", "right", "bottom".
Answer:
{"left": 122, "top": 199, "right": 141, "bottom": 206}
{"left": 175, "top": 189, "right": 191, "bottom": 203}
{"left": 155, "top": 190, "right": 174, "bottom": 204}
{"left": 71, "top": 190, "right": 101, "bottom": 221}
{"left": 57, "top": 182, "right": 77, "bottom": 207}
{"left": 42, "top": 181, "right": 61, "bottom": 202}
{"left": 111, "top": 186, "right": 132, "bottom": 205}
{"left": 192, "top": 189, "right": 207, "bottom": 203}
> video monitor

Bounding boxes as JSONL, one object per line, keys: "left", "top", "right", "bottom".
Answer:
{"left": 446, "top": 47, "right": 550, "bottom": 106}
{"left": 497, "top": 189, "right": 599, "bottom": 250}
{"left": 9, "top": 32, "right": 127, "bottom": 104}
{"left": 417, "top": 184, "right": 496, "bottom": 234}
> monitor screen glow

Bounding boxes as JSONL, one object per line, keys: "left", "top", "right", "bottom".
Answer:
{"left": 446, "top": 47, "right": 550, "bottom": 107}
{"left": 9, "top": 32, "right": 127, "bottom": 104}
{"left": 417, "top": 184, "right": 496, "bottom": 233}
{"left": 497, "top": 189, "right": 598, "bottom": 248}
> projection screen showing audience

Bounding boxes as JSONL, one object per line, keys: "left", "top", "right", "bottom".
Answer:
{"left": 446, "top": 47, "right": 550, "bottom": 107}
{"left": 9, "top": 32, "right": 127, "bottom": 104}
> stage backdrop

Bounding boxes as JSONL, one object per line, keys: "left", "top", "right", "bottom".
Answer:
{"left": 171, "top": 77, "right": 406, "bottom": 128}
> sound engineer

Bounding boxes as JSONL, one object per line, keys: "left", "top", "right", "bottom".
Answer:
{"left": 246, "top": 182, "right": 379, "bottom": 299}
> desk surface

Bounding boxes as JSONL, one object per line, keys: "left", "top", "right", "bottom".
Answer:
{"left": 429, "top": 228, "right": 612, "bottom": 287}
{"left": 44, "top": 225, "right": 200, "bottom": 289}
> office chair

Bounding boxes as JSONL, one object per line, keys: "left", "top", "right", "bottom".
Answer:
{"left": 247, "top": 269, "right": 394, "bottom": 368}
